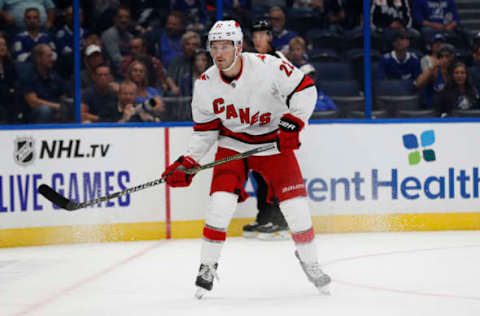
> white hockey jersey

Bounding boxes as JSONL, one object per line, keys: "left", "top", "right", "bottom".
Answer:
{"left": 185, "top": 52, "right": 317, "bottom": 161}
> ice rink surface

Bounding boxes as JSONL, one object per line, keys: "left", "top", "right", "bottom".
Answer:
{"left": 1, "top": 231, "right": 480, "bottom": 316}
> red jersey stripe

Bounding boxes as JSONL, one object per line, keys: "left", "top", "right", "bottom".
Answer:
{"left": 193, "top": 118, "right": 222, "bottom": 131}
{"left": 220, "top": 126, "right": 278, "bottom": 144}
{"left": 294, "top": 75, "right": 315, "bottom": 94}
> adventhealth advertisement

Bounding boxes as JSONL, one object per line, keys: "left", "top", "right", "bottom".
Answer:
{"left": 297, "top": 123, "right": 480, "bottom": 215}
{"left": 0, "top": 128, "right": 166, "bottom": 229}
{"left": 1, "top": 123, "right": 479, "bottom": 243}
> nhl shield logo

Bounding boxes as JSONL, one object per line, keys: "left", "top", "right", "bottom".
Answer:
{"left": 14, "top": 137, "right": 35, "bottom": 166}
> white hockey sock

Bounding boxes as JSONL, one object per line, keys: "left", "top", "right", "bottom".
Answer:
{"left": 200, "top": 191, "right": 238, "bottom": 264}
{"left": 295, "top": 239, "right": 319, "bottom": 264}
{"left": 280, "top": 197, "right": 319, "bottom": 264}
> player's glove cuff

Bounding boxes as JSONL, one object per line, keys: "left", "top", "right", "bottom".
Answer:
{"left": 277, "top": 113, "right": 305, "bottom": 152}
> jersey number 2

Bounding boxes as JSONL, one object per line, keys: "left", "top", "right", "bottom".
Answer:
{"left": 280, "top": 61, "right": 294, "bottom": 77}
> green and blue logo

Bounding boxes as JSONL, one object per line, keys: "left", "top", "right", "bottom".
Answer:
{"left": 402, "top": 130, "right": 436, "bottom": 165}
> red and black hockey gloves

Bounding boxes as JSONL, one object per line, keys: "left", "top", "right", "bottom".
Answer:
{"left": 161, "top": 156, "right": 200, "bottom": 187}
{"left": 277, "top": 113, "right": 305, "bottom": 152}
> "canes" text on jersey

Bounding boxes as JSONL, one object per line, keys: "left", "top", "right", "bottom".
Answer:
{"left": 213, "top": 98, "right": 271, "bottom": 126}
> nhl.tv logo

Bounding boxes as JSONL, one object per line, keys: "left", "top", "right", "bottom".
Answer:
{"left": 402, "top": 130, "right": 436, "bottom": 165}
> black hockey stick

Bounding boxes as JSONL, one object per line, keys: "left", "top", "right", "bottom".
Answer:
{"left": 38, "top": 143, "right": 276, "bottom": 211}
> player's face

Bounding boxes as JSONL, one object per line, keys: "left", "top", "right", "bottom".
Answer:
{"left": 252, "top": 31, "right": 271, "bottom": 53}
{"left": 210, "top": 40, "right": 236, "bottom": 70}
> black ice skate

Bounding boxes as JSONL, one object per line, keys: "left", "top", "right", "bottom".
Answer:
{"left": 242, "top": 221, "right": 260, "bottom": 238}
{"left": 257, "top": 222, "right": 289, "bottom": 240}
{"left": 295, "top": 251, "right": 331, "bottom": 294}
{"left": 195, "top": 263, "right": 219, "bottom": 299}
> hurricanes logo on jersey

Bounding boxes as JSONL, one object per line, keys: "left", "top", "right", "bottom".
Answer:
{"left": 213, "top": 98, "right": 271, "bottom": 126}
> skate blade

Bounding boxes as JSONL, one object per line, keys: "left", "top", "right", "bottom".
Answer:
{"left": 195, "top": 287, "right": 208, "bottom": 299}
{"left": 242, "top": 231, "right": 257, "bottom": 239}
{"left": 257, "top": 231, "right": 289, "bottom": 241}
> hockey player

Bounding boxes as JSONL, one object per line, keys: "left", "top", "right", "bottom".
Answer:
{"left": 242, "top": 16, "right": 290, "bottom": 240}
{"left": 161, "top": 20, "right": 331, "bottom": 299}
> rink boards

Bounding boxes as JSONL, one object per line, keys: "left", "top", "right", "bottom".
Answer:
{"left": 1, "top": 122, "right": 479, "bottom": 247}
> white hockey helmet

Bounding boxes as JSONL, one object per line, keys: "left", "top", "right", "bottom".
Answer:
{"left": 207, "top": 20, "right": 243, "bottom": 51}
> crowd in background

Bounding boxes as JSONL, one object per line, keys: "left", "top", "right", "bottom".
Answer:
{"left": 0, "top": 0, "right": 479, "bottom": 124}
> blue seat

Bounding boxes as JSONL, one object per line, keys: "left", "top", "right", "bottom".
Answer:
{"left": 309, "top": 48, "right": 342, "bottom": 62}
{"left": 374, "top": 79, "right": 416, "bottom": 96}
{"left": 286, "top": 14, "right": 324, "bottom": 37}
{"left": 344, "top": 32, "right": 385, "bottom": 52}
{"left": 374, "top": 80, "right": 421, "bottom": 117}
{"left": 312, "top": 62, "right": 356, "bottom": 81}
{"left": 306, "top": 30, "right": 343, "bottom": 52}
{"left": 316, "top": 80, "right": 361, "bottom": 97}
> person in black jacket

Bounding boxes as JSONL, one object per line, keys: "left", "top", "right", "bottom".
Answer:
{"left": 0, "top": 33, "right": 16, "bottom": 123}
{"left": 435, "top": 61, "right": 480, "bottom": 117}
{"left": 371, "top": 0, "right": 413, "bottom": 32}
{"left": 242, "top": 17, "right": 289, "bottom": 240}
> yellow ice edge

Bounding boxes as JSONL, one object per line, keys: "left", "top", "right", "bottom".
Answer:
{"left": 1, "top": 212, "right": 480, "bottom": 247}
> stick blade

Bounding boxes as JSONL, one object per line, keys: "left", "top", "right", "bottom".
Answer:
{"left": 38, "top": 184, "right": 78, "bottom": 211}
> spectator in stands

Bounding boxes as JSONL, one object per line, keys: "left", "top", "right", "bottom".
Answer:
{"left": 413, "top": 0, "right": 460, "bottom": 39}
{"left": 343, "top": 0, "right": 363, "bottom": 31}
{"left": 208, "top": 0, "right": 249, "bottom": 26}
{"left": 82, "top": 64, "right": 118, "bottom": 123}
{"left": 150, "top": 11, "right": 185, "bottom": 69}
{"left": 435, "top": 61, "right": 480, "bottom": 116}
{"left": 370, "top": 0, "right": 420, "bottom": 45}
{"left": 56, "top": 5, "right": 86, "bottom": 56}
{"left": 119, "top": 37, "right": 168, "bottom": 92}
{"left": 415, "top": 43, "right": 456, "bottom": 107}
{"left": 84, "top": 32, "right": 102, "bottom": 49}
{"left": 101, "top": 5, "right": 134, "bottom": 72}
{"left": 177, "top": 48, "right": 211, "bottom": 97}
{"left": 22, "top": 43, "right": 67, "bottom": 123}
{"left": 421, "top": 33, "right": 446, "bottom": 72}
{"left": 288, "top": 37, "right": 312, "bottom": 71}
{"left": 376, "top": 30, "right": 421, "bottom": 81}
{"left": 269, "top": 6, "right": 298, "bottom": 54}
{"left": 0, "top": 33, "right": 16, "bottom": 124}
{"left": 292, "top": 0, "right": 345, "bottom": 32}
{"left": 371, "top": 0, "right": 413, "bottom": 32}
{"left": 12, "top": 8, "right": 56, "bottom": 62}
{"left": 126, "top": 60, "right": 164, "bottom": 114}
{"left": 165, "top": 31, "right": 201, "bottom": 96}
{"left": 81, "top": 44, "right": 106, "bottom": 88}
{"left": 469, "top": 43, "right": 480, "bottom": 92}
{"left": 0, "top": 0, "right": 55, "bottom": 31}
{"left": 172, "top": 0, "right": 207, "bottom": 31}
{"left": 99, "top": 80, "right": 142, "bottom": 123}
